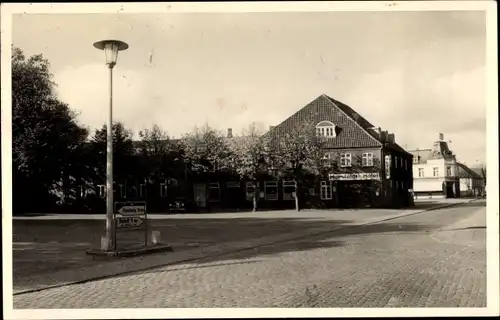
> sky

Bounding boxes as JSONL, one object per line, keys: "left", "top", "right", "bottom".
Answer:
{"left": 12, "top": 10, "right": 488, "bottom": 166}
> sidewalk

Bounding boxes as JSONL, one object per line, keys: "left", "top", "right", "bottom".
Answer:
{"left": 12, "top": 198, "right": 477, "bottom": 295}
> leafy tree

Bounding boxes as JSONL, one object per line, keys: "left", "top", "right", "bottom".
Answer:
{"left": 138, "top": 124, "right": 171, "bottom": 156}
{"left": 273, "top": 121, "right": 327, "bottom": 211}
{"left": 89, "top": 122, "right": 135, "bottom": 185}
{"left": 179, "top": 124, "right": 231, "bottom": 175}
{"left": 228, "top": 123, "right": 272, "bottom": 212}
{"left": 12, "top": 47, "right": 89, "bottom": 213}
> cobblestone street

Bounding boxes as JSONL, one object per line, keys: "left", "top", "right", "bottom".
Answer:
{"left": 12, "top": 200, "right": 487, "bottom": 309}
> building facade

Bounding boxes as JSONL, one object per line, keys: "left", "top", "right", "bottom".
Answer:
{"left": 264, "top": 94, "right": 414, "bottom": 209}
{"left": 70, "top": 94, "right": 414, "bottom": 213}
{"left": 457, "top": 163, "right": 485, "bottom": 197}
{"left": 408, "top": 134, "right": 460, "bottom": 199}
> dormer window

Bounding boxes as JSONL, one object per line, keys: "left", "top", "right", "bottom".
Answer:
{"left": 315, "top": 121, "right": 337, "bottom": 138}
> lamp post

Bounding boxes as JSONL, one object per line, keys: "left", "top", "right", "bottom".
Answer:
{"left": 93, "top": 39, "right": 129, "bottom": 251}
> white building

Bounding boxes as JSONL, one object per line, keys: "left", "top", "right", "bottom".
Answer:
{"left": 457, "top": 163, "right": 485, "bottom": 197}
{"left": 408, "top": 134, "right": 460, "bottom": 199}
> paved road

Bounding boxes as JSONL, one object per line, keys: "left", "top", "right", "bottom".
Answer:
{"left": 12, "top": 201, "right": 452, "bottom": 281}
{"left": 13, "top": 200, "right": 486, "bottom": 308}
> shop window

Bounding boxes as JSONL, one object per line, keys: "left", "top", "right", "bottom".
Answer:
{"left": 245, "top": 182, "right": 258, "bottom": 201}
{"left": 283, "top": 180, "right": 297, "bottom": 201}
{"left": 385, "top": 155, "right": 391, "bottom": 179}
{"left": 98, "top": 185, "right": 106, "bottom": 198}
{"left": 160, "top": 183, "right": 167, "bottom": 197}
{"left": 264, "top": 181, "right": 278, "bottom": 200}
{"left": 139, "top": 184, "right": 146, "bottom": 197}
{"left": 227, "top": 181, "right": 240, "bottom": 188}
{"left": 362, "top": 153, "right": 374, "bottom": 167}
{"left": 320, "top": 181, "right": 333, "bottom": 200}
{"left": 340, "top": 153, "right": 352, "bottom": 167}
{"left": 208, "top": 182, "right": 220, "bottom": 202}
{"left": 119, "top": 184, "right": 126, "bottom": 198}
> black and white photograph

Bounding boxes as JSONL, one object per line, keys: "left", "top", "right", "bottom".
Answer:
{"left": 1, "top": 1, "right": 498, "bottom": 318}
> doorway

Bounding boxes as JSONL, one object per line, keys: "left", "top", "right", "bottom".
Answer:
{"left": 193, "top": 183, "right": 207, "bottom": 208}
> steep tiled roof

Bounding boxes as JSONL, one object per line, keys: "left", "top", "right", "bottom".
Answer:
{"left": 323, "top": 95, "right": 375, "bottom": 129}
{"left": 407, "top": 149, "right": 432, "bottom": 164}
{"left": 457, "top": 163, "right": 483, "bottom": 179}
{"left": 268, "top": 94, "right": 382, "bottom": 149}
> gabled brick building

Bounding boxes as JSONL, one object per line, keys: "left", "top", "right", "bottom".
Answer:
{"left": 265, "top": 94, "right": 414, "bottom": 208}
{"left": 78, "top": 94, "right": 414, "bottom": 212}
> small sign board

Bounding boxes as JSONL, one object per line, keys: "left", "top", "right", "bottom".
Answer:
{"left": 116, "top": 216, "right": 144, "bottom": 229}
{"left": 113, "top": 201, "right": 148, "bottom": 250}
{"left": 116, "top": 203, "right": 146, "bottom": 216}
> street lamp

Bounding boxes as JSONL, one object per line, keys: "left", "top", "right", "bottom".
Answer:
{"left": 93, "top": 39, "right": 129, "bottom": 251}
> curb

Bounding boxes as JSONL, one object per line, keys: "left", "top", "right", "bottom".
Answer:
{"left": 86, "top": 244, "right": 173, "bottom": 257}
{"left": 13, "top": 199, "right": 478, "bottom": 295}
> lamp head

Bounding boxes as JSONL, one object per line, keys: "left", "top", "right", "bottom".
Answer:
{"left": 93, "top": 40, "right": 129, "bottom": 68}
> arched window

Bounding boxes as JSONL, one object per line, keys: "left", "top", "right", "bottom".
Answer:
{"left": 315, "top": 121, "right": 337, "bottom": 138}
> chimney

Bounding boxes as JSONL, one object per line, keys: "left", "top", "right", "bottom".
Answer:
{"left": 227, "top": 128, "right": 233, "bottom": 138}
{"left": 439, "top": 133, "right": 444, "bottom": 141}
{"left": 387, "top": 133, "right": 395, "bottom": 144}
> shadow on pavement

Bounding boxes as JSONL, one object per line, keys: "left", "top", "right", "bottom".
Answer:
{"left": 13, "top": 200, "right": 483, "bottom": 288}
{"left": 105, "top": 220, "right": 433, "bottom": 280}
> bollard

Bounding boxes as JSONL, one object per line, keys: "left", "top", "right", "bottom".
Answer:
{"left": 101, "top": 236, "right": 110, "bottom": 251}
{"left": 151, "top": 230, "right": 161, "bottom": 245}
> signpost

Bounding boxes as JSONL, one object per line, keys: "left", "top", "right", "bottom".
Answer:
{"left": 113, "top": 201, "right": 148, "bottom": 250}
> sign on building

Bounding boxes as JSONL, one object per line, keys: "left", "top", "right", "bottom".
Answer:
{"left": 329, "top": 172, "right": 381, "bottom": 181}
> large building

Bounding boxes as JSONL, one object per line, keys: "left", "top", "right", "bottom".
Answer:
{"left": 264, "top": 94, "right": 414, "bottom": 209}
{"left": 408, "top": 134, "right": 460, "bottom": 199}
{"left": 73, "top": 94, "right": 414, "bottom": 212}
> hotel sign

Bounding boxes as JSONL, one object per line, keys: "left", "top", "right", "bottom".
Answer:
{"left": 329, "top": 172, "right": 381, "bottom": 181}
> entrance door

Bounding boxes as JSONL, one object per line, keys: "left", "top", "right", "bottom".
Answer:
{"left": 194, "top": 183, "right": 207, "bottom": 208}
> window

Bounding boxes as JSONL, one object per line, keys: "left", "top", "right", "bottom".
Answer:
{"left": 362, "top": 153, "right": 374, "bottom": 167}
{"left": 309, "top": 188, "right": 316, "bottom": 196}
{"left": 446, "top": 166, "right": 452, "bottom": 177}
{"left": 340, "top": 153, "right": 352, "bottom": 167}
{"left": 160, "top": 183, "right": 167, "bottom": 197}
{"left": 245, "top": 182, "right": 258, "bottom": 201}
{"left": 433, "top": 167, "right": 439, "bottom": 177}
{"left": 98, "top": 185, "right": 106, "bottom": 198}
{"left": 385, "top": 155, "right": 391, "bottom": 179}
{"left": 322, "top": 152, "right": 334, "bottom": 160}
{"left": 400, "top": 157, "right": 403, "bottom": 168}
{"left": 79, "top": 186, "right": 87, "bottom": 199}
{"left": 396, "top": 181, "right": 399, "bottom": 189}
{"left": 264, "top": 181, "right": 278, "bottom": 200}
{"left": 208, "top": 182, "right": 220, "bottom": 202}
{"left": 404, "top": 159, "right": 407, "bottom": 170}
{"left": 418, "top": 168, "right": 424, "bottom": 178}
{"left": 119, "top": 184, "right": 126, "bottom": 198}
{"left": 413, "top": 156, "right": 419, "bottom": 164}
{"left": 226, "top": 181, "right": 240, "bottom": 188}
{"left": 395, "top": 156, "right": 398, "bottom": 168}
{"left": 139, "top": 184, "right": 146, "bottom": 197}
{"left": 315, "top": 121, "right": 337, "bottom": 137}
{"left": 283, "top": 180, "right": 296, "bottom": 201}
{"left": 320, "top": 181, "right": 333, "bottom": 200}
